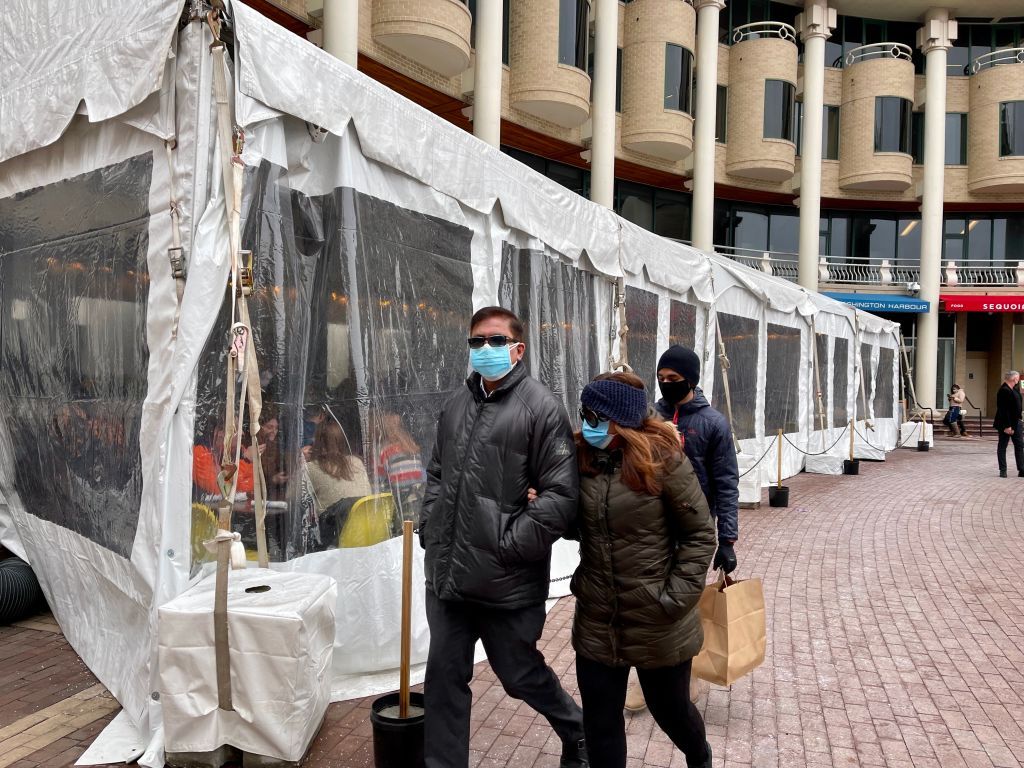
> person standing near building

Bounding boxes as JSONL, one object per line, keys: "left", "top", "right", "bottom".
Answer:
{"left": 571, "top": 372, "right": 716, "bottom": 768}
{"left": 945, "top": 384, "right": 966, "bottom": 437}
{"left": 419, "top": 307, "right": 588, "bottom": 768}
{"left": 993, "top": 370, "right": 1024, "bottom": 478}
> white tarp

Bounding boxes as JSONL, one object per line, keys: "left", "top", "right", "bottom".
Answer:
{"left": 0, "top": 2, "right": 902, "bottom": 765}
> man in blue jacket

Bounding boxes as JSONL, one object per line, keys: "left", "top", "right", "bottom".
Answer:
{"left": 654, "top": 346, "right": 739, "bottom": 573}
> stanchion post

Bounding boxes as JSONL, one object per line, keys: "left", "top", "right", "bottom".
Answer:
{"left": 849, "top": 419, "right": 855, "bottom": 462}
{"left": 777, "top": 429, "right": 784, "bottom": 488}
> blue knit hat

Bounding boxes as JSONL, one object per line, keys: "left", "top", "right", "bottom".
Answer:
{"left": 581, "top": 380, "right": 648, "bottom": 429}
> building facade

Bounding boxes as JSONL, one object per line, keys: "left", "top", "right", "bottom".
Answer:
{"left": 254, "top": 0, "right": 1024, "bottom": 417}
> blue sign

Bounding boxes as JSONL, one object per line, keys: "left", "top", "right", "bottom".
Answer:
{"left": 823, "top": 292, "right": 930, "bottom": 314}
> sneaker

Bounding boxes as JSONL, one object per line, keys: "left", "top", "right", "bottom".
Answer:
{"left": 624, "top": 681, "right": 647, "bottom": 712}
{"left": 559, "top": 738, "right": 589, "bottom": 768}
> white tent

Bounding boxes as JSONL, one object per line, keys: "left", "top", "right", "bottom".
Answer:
{"left": 0, "top": 2, "right": 903, "bottom": 764}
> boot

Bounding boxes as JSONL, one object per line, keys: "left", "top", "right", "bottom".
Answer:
{"left": 559, "top": 738, "right": 589, "bottom": 768}
{"left": 624, "top": 680, "right": 647, "bottom": 713}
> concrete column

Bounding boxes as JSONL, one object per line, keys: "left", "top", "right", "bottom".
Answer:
{"left": 914, "top": 10, "right": 956, "bottom": 410}
{"left": 691, "top": 0, "right": 726, "bottom": 252}
{"left": 323, "top": 0, "right": 359, "bottom": 67}
{"left": 473, "top": 0, "right": 504, "bottom": 147}
{"left": 590, "top": 0, "right": 617, "bottom": 208}
{"left": 796, "top": 1, "right": 835, "bottom": 291}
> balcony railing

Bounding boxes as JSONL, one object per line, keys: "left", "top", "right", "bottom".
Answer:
{"left": 731, "top": 22, "right": 796, "bottom": 44}
{"left": 971, "top": 47, "right": 1024, "bottom": 74}
{"left": 844, "top": 42, "right": 913, "bottom": 67}
{"left": 714, "top": 245, "right": 800, "bottom": 281}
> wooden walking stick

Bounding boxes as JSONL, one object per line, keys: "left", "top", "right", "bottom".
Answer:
{"left": 399, "top": 520, "right": 414, "bottom": 718}
{"left": 777, "top": 429, "right": 784, "bottom": 488}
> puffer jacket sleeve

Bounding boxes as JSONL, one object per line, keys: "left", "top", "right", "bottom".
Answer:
{"left": 501, "top": 397, "right": 579, "bottom": 564}
{"left": 658, "top": 457, "right": 716, "bottom": 620}
{"left": 418, "top": 410, "right": 445, "bottom": 550}
{"left": 708, "top": 415, "right": 740, "bottom": 542}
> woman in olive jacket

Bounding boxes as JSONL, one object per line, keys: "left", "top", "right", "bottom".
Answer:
{"left": 571, "top": 372, "right": 717, "bottom": 768}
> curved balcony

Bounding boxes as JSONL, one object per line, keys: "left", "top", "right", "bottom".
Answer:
{"left": 724, "top": 22, "right": 798, "bottom": 182}
{"left": 620, "top": 0, "right": 696, "bottom": 161}
{"left": 968, "top": 49, "right": 1024, "bottom": 193}
{"left": 838, "top": 43, "right": 915, "bottom": 192}
{"left": 509, "top": 0, "right": 591, "bottom": 128}
{"left": 372, "top": 0, "right": 472, "bottom": 78}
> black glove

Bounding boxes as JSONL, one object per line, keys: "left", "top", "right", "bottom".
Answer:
{"left": 713, "top": 542, "right": 737, "bottom": 574}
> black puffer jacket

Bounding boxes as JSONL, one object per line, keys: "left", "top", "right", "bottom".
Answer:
{"left": 420, "top": 364, "right": 579, "bottom": 609}
{"left": 572, "top": 451, "right": 715, "bottom": 668}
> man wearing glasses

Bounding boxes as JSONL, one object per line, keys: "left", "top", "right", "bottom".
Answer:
{"left": 420, "top": 307, "right": 588, "bottom": 768}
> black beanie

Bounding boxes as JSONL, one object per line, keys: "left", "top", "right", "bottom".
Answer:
{"left": 657, "top": 346, "right": 700, "bottom": 385}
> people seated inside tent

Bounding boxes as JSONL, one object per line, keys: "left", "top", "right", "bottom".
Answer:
{"left": 193, "top": 422, "right": 255, "bottom": 497}
{"left": 370, "top": 410, "right": 426, "bottom": 529}
{"left": 305, "top": 419, "right": 373, "bottom": 545}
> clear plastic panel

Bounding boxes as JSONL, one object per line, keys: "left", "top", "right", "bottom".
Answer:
{"left": 191, "top": 162, "right": 474, "bottom": 566}
{"left": 764, "top": 324, "right": 801, "bottom": 434}
{"left": 625, "top": 286, "right": 659, "bottom": 392}
{"left": 669, "top": 300, "right": 697, "bottom": 351}
{"left": 874, "top": 346, "right": 895, "bottom": 418}
{"left": 713, "top": 313, "right": 759, "bottom": 440}
{"left": 498, "top": 245, "right": 604, "bottom": 423}
{"left": 0, "top": 154, "right": 153, "bottom": 558}
{"left": 814, "top": 333, "right": 830, "bottom": 428}
{"left": 833, "top": 337, "right": 850, "bottom": 427}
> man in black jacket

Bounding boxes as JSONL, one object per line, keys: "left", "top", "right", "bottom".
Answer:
{"left": 655, "top": 347, "right": 740, "bottom": 569}
{"left": 993, "top": 370, "right": 1024, "bottom": 478}
{"left": 420, "top": 307, "right": 587, "bottom": 768}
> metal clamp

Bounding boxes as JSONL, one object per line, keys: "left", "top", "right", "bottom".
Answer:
{"left": 168, "top": 246, "right": 186, "bottom": 280}
{"left": 236, "top": 250, "right": 254, "bottom": 296}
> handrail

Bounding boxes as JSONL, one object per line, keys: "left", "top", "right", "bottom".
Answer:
{"left": 732, "top": 21, "right": 796, "bottom": 44}
{"left": 971, "top": 47, "right": 1024, "bottom": 74}
{"left": 845, "top": 42, "right": 912, "bottom": 67}
{"left": 960, "top": 394, "right": 984, "bottom": 437}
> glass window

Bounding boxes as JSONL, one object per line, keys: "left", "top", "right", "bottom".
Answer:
{"left": 769, "top": 212, "right": 799, "bottom": 255}
{"left": 945, "top": 113, "right": 968, "bottom": 164}
{"left": 716, "top": 85, "right": 728, "bottom": 143}
{"left": 547, "top": 160, "right": 587, "bottom": 197}
{"left": 713, "top": 313, "right": 759, "bottom": 441}
{"left": 468, "top": 0, "right": 510, "bottom": 64}
{"left": 764, "top": 80, "right": 796, "bottom": 142}
{"left": 617, "top": 182, "right": 654, "bottom": 231}
{"left": 814, "top": 334, "right": 831, "bottom": 429}
{"left": 664, "top": 44, "right": 695, "bottom": 114}
{"left": 897, "top": 219, "right": 921, "bottom": 266}
{"left": 969, "top": 25, "right": 992, "bottom": 63}
{"left": 944, "top": 218, "right": 965, "bottom": 262}
{"left": 654, "top": 189, "right": 691, "bottom": 242}
{"left": 625, "top": 287, "right": 660, "bottom": 392}
{"left": 824, "top": 105, "right": 840, "bottom": 160}
{"left": 1000, "top": 102, "right": 1024, "bottom": 157}
{"left": 911, "top": 112, "right": 925, "bottom": 163}
{"left": 833, "top": 337, "right": 849, "bottom": 427}
{"left": 669, "top": 300, "right": 698, "bottom": 351}
{"left": 966, "top": 218, "right": 992, "bottom": 263}
{"left": 946, "top": 44, "right": 969, "bottom": 76}
{"left": 558, "top": 0, "right": 589, "bottom": 70}
{"left": 842, "top": 16, "right": 863, "bottom": 62}
{"left": 874, "top": 347, "right": 895, "bottom": 419}
{"left": 732, "top": 206, "right": 769, "bottom": 252}
{"left": 764, "top": 324, "right": 801, "bottom": 434}
{"left": 874, "top": 96, "right": 912, "bottom": 154}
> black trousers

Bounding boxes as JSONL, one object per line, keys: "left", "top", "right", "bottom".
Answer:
{"left": 424, "top": 590, "right": 584, "bottom": 768}
{"left": 575, "top": 654, "right": 709, "bottom": 768}
{"left": 997, "top": 421, "right": 1024, "bottom": 473}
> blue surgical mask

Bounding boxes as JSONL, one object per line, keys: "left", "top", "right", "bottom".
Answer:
{"left": 470, "top": 343, "right": 516, "bottom": 381}
{"left": 582, "top": 420, "right": 613, "bottom": 449}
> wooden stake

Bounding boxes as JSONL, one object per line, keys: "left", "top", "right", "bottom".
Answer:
{"left": 399, "top": 520, "right": 413, "bottom": 718}
{"left": 777, "top": 429, "right": 784, "bottom": 488}
{"left": 849, "top": 419, "right": 855, "bottom": 461}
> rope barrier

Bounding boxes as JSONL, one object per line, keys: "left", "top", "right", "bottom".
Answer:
{"left": 781, "top": 427, "right": 850, "bottom": 457}
{"left": 737, "top": 436, "right": 779, "bottom": 478}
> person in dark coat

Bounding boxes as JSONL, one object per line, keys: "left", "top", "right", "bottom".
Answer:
{"left": 993, "top": 370, "right": 1024, "bottom": 477}
{"left": 420, "top": 307, "right": 587, "bottom": 768}
{"left": 572, "top": 372, "right": 716, "bottom": 768}
{"left": 654, "top": 346, "right": 739, "bottom": 571}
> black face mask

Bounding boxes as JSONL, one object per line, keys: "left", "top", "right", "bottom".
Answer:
{"left": 659, "top": 379, "right": 692, "bottom": 405}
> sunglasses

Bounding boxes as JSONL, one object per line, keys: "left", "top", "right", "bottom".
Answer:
{"left": 467, "top": 335, "right": 520, "bottom": 349}
{"left": 579, "top": 407, "right": 610, "bottom": 428}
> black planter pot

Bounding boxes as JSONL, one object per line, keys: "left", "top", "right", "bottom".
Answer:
{"left": 768, "top": 486, "right": 790, "bottom": 507}
{"left": 917, "top": 440, "right": 930, "bottom": 452}
{"left": 843, "top": 459, "right": 860, "bottom": 475}
{"left": 371, "top": 692, "right": 425, "bottom": 768}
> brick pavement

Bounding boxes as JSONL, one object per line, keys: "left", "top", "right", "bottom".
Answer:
{"left": 2, "top": 434, "right": 1023, "bottom": 767}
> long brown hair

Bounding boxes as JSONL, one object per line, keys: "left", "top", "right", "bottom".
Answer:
{"left": 309, "top": 419, "right": 356, "bottom": 481}
{"left": 577, "top": 371, "right": 683, "bottom": 496}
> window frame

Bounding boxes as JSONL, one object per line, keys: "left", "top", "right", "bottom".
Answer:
{"left": 1000, "top": 101, "right": 1024, "bottom": 158}
{"left": 874, "top": 96, "right": 913, "bottom": 155}
{"left": 663, "top": 43, "right": 695, "bottom": 115}
{"left": 763, "top": 79, "right": 796, "bottom": 142}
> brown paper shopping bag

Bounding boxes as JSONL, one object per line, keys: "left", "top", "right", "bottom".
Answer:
{"left": 691, "top": 573, "right": 766, "bottom": 686}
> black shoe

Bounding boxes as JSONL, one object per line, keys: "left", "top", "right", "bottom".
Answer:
{"left": 559, "top": 738, "right": 589, "bottom": 768}
{"left": 1000, "top": 470, "right": 1008, "bottom": 477}
{"left": 687, "top": 741, "right": 712, "bottom": 768}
